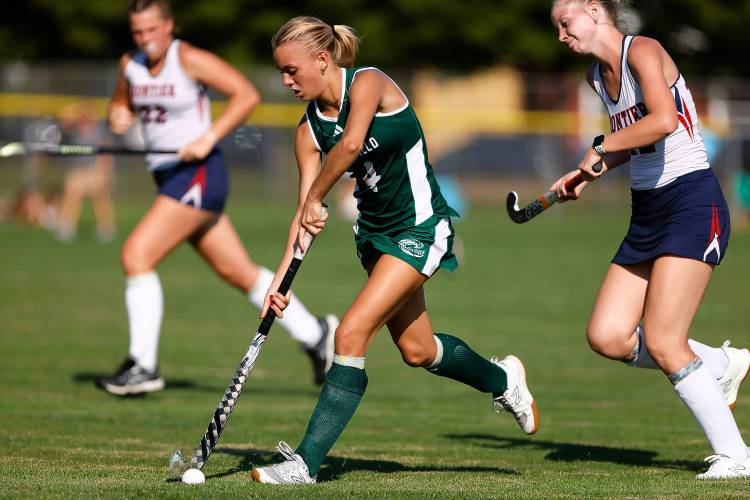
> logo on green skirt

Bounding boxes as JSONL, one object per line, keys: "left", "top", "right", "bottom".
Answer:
{"left": 398, "top": 239, "right": 425, "bottom": 258}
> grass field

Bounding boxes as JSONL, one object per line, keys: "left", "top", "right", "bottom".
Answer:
{"left": 2, "top": 181, "right": 750, "bottom": 498}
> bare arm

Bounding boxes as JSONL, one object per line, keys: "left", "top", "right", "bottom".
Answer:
{"left": 598, "top": 37, "right": 678, "bottom": 154}
{"left": 575, "top": 37, "right": 676, "bottom": 183}
{"left": 305, "top": 71, "right": 384, "bottom": 205}
{"left": 108, "top": 54, "right": 134, "bottom": 134}
{"left": 295, "top": 71, "right": 385, "bottom": 249}
{"left": 179, "top": 42, "right": 261, "bottom": 160}
{"left": 260, "top": 118, "right": 322, "bottom": 318}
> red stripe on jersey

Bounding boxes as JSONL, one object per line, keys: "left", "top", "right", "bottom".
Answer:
{"left": 678, "top": 97, "right": 695, "bottom": 140}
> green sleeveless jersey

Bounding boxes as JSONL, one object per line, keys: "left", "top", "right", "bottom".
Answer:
{"left": 304, "top": 67, "right": 458, "bottom": 234}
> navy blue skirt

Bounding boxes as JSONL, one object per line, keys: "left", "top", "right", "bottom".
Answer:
{"left": 152, "top": 149, "right": 229, "bottom": 213}
{"left": 613, "top": 168, "right": 730, "bottom": 265}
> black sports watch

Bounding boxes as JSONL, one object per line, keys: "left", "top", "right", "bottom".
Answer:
{"left": 592, "top": 135, "right": 606, "bottom": 156}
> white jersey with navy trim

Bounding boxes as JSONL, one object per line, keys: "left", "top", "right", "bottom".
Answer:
{"left": 125, "top": 39, "right": 211, "bottom": 170}
{"left": 592, "top": 35, "right": 709, "bottom": 190}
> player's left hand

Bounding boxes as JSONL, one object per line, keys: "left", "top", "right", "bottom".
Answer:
{"left": 577, "top": 147, "right": 607, "bottom": 181}
{"left": 178, "top": 132, "right": 217, "bottom": 162}
{"left": 298, "top": 197, "right": 328, "bottom": 251}
{"left": 261, "top": 289, "right": 291, "bottom": 319}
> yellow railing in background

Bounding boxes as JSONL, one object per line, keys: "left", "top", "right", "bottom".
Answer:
{"left": 0, "top": 92, "right": 732, "bottom": 137}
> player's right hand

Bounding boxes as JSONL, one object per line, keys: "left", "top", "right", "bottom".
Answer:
{"left": 108, "top": 106, "right": 134, "bottom": 134}
{"left": 549, "top": 169, "right": 588, "bottom": 202}
{"left": 297, "top": 198, "right": 328, "bottom": 251}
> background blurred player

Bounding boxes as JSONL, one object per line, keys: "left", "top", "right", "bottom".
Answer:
{"left": 250, "top": 16, "right": 539, "bottom": 485}
{"left": 549, "top": 0, "right": 750, "bottom": 479}
{"left": 95, "top": 0, "right": 337, "bottom": 396}
{"left": 55, "top": 100, "right": 117, "bottom": 242}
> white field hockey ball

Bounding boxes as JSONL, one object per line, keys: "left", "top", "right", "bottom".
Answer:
{"left": 181, "top": 468, "right": 205, "bottom": 484}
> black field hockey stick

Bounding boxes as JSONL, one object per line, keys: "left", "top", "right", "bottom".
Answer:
{"left": 1, "top": 124, "right": 263, "bottom": 158}
{"left": 168, "top": 217, "right": 323, "bottom": 478}
{"left": 0, "top": 142, "right": 177, "bottom": 157}
{"left": 506, "top": 163, "right": 601, "bottom": 224}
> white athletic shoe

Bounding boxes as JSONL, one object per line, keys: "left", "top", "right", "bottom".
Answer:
{"left": 491, "top": 355, "right": 540, "bottom": 435}
{"left": 251, "top": 442, "right": 316, "bottom": 484}
{"left": 717, "top": 340, "right": 750, "bottom": 410}
{"left": 696, "top": 454, "right": 750, "bottom": 480}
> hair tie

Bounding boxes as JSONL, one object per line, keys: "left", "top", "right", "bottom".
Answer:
{"left": 330, "top": 23, "right": 339, "bottom": 39}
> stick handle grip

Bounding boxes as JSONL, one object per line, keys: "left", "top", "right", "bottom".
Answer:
{"left": 563, "top": 173, "right": 585, "bottom": 191}
{"left": 257, "top": 207, "right": 322, "bottom": 336}
{"left": 562, "top": 161, "right": 602, "bottom": 191}
{"left": 257, "top": 256, "right": 302, "bottom": 336}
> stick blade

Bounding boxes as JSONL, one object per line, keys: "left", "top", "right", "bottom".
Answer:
{"left": 0, "top": 142, "right": 27, "bottom": 157}
{"left": 506, "top": 191, "right": 529, "bottom": 224}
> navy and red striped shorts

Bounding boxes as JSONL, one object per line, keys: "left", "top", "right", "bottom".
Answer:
{"left": 152, "top": 149, "right": 229, "bottom": 213}
{"left": 613, "top": 168, "right": 730, "bottom": 266}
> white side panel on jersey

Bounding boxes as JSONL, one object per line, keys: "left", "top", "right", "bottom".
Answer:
{"left": 405, "top": 139, "right": 434, "bottom": 225}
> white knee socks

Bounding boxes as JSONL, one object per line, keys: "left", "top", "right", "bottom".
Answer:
{"left": 674, "top": 360, "right": 748, "bottom": 462}
{"left": 125, "top": 272, "right": 163, "bottom": 372}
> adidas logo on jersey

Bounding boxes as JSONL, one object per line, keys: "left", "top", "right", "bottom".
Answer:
{"left": 333, "top": 125, "right": 343, "bottom": 136}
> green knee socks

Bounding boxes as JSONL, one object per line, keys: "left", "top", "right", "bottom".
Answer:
{"left": 426, "top": 333, "right": 507, "bottom": 394}
{"left": 296, "top": 362, "right": 368, "bottom": 477}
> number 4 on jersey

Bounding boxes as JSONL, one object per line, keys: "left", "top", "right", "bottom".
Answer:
{"left": 363, "top": 161, "right": 380, "bottom": 192}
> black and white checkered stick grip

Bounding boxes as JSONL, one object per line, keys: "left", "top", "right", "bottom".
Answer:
{"left": 187, "top": 231, "right": 316, "bottom": 471}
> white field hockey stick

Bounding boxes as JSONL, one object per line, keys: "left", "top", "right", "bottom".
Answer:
{"left": 506, "top": 163, "right": 601, "bottom": 224}
{"left": 168, "top": 218, "right": 322, "bottom": 478}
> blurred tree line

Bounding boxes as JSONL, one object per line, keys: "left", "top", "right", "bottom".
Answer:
{"left": 1, "top": 0, "right": 747, "bottom": 75}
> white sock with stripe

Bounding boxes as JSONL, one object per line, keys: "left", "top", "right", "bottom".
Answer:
{"left": 125, "top": 272, "right": 163, "bottom": 373}
{"left": 247, "top": 267, "right": 322, "bottom": 348}
{"left": 674, "top": 361, "right": 748, "bottom": 462}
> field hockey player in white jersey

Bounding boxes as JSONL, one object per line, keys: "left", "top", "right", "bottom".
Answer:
{"left": 96, "top": 0, "right": 338, "bottom": 396}
{"left": 249, "top": 16, "right": 540, "bottom": 485}
{"left": 549, "top": 0, "right": 750, "bottom": 480}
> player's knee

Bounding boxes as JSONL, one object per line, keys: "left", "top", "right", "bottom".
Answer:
{"left": 121, "top": 239, "right": 152, "bottom": 275}
{"left": 586, "top": 323, "right": 632, "bottom": 360}
{"left": 333, "top": 321, "right": 367, "bottom": 356}
{"left": 398, "top": 343, "right": 433, "bottom": 367}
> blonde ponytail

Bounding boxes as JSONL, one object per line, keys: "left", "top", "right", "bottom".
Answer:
{"left": 272, "top": 16, "right": 360, "bottom": 67}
